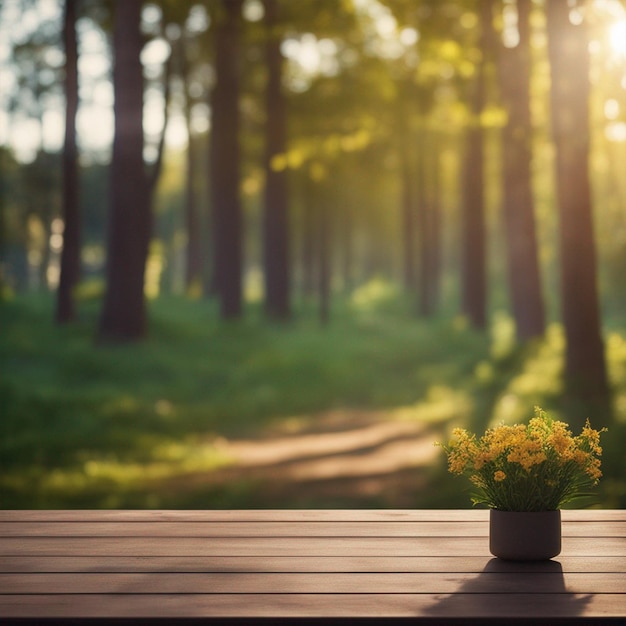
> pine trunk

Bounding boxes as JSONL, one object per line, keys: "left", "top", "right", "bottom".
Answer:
{"left": 398, "top": 88, "right": 416, "bottom": 293}
{"left": 210, "top": 0, "right": 243, "bottom": 318}
{"left": 460, "top": 0, "right": 493, "bottom": 329}
{"left": 546, "top": 1, "right": 611, "bottom": 425}
{"left": 460, "top": 121, "right": 486, "bottom": 328}
{"left": 301, "top": 176, "right": 317, "bottom": 299}
{"left": 98, "top": 0, "right": 150, "bottom": 342}
{"left": 318, "top": 191, "right": 331, "bottom": 326}
{"left": 416, "top": 130, "right": 440, "bottom": 317}
{"left": 499, "top": 0, "right": 545, "bottom": 341}
{"left": 184, "top": 134, "right": 203, "bottom": 293}
{"left": 263, "top": 0, "right": 290, "bottom": 320}
{"left": 56, "top": 0, "right": 80, "bottom": 324}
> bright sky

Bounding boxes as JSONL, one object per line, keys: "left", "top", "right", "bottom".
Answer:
{"left": 0, "top": 0, "right": 624, "bottom": 164}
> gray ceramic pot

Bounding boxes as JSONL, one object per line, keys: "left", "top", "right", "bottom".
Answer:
{"left": 489, "top": 509, "right": 561, "bottom": 561}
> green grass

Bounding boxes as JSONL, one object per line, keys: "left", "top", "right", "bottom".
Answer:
{"left": 1, "top": 287, "right": 625, "bottom": 509}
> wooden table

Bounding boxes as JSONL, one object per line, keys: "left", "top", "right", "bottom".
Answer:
{"left": 0, "top": 509, "right": 624, "bottom": 624}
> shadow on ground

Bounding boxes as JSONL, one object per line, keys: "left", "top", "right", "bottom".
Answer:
{"left": 159, "top": 410, "right": 457, "bottom": 509}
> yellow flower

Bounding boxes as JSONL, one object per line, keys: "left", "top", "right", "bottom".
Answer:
{"left": 506, "top": 436, "right": 547, "bottom": 471}
{"left": 436, "top": 408, "right": 606, "bottom": 510}
{"left": 547, "top": 420, "right": 575, "bottom": 458}
{"left": 579, "top": 419, "right": 607, "bottom": 456}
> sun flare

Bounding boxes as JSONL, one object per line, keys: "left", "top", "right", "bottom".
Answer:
{"left": 609, "top": 19, "right": 626, "bottom": 58}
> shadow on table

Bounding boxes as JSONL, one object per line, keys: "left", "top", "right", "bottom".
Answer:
{"left": 424, "top": 557, "right": 593, "bottom": 621}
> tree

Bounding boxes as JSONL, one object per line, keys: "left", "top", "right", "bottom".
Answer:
{"left": 460, "top": 0, "right": 495, "bottom": 330}
{"left": 209, "top": 0, "right": 244, "bottom": 318}
{"left": 98, "top": 0, "right": 151, "bottom": 342}
{"left": 179, "top": 40, "right": 204, "bottom": 294}
{"left": 397, "top": 80, "right": 417, "bottom": 293}
{"left": 56, "top": 0, "right": 80, "bottom": 324}
{"left": 497, "top": 0, "right": 545, "bottom": 341}
{"left": 0, "top": 148, "right": 10, "bottom": 299}
{"left": 416, "top": 119, "right": 441, "bottom": 317}
{"left": 262, "top": 0, "right": 291, "bottom": 320}
{"left": 545, "top": 0, "right": 611, "bottom": 425}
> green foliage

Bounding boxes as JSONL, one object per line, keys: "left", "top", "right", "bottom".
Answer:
{"left": 1, "top": 292, "right": 625, "bottom": 509}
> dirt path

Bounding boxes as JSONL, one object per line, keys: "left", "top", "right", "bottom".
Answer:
{"left": 178, "top": 410, "right": 449, "bottom": 508}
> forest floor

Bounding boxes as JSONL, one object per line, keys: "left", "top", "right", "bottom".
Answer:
{"left": 161, "top": 409, "right": 451, "bottom": 509}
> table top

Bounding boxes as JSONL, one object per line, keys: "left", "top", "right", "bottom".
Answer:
{"left": 0, "top": 509, "right": 624, "bottom": 624}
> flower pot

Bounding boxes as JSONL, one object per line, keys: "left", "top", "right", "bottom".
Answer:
{"left": 489, "top": 509, "right": 561, "bottom": 561}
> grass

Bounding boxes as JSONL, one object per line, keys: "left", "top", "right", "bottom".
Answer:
{"left": 1, "top": 286, "right": 625, "bottom": 509}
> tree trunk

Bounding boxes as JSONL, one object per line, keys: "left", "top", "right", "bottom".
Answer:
{"left": 185, "top": 135, "right": 203, "bottom": 294}
{"left": 461, "top": 0, "right": 494, "bottom": 330}
{"left": 98, "top": 0, "right": 151, "bottom": 342}
{"left": 210, "top": 0, "right": 244, "bottom": 318}
{"left": 0, "top": 150, "right": 6, "bottom": 299}
{"left": 318, "top": 187, "right": 331, "bottom": 326}
{"left": 428, "top": 132, "right": 442, "bottom": 312}
{"left": 546, "top": 1, "right": 611, "bottom": 425}
{"left": 460, "top": 124, "right": 486, "bottom": 327}
{"left": 147, "top": 50, "right": 172, "bottom": 197}
{"left": 263, "top": 0, "right": 290, "bottom": 320}
{"left": 339, "top": 199, "right": 353, "bottom": 293}
{"left": 181, "top": 45, "right": 203, "bottom": 293}
{"left": 300, "top": 175, "right": 317, "bottom": 299}
{"left": 498, "top": 0, "right": 545, "bottom": 341}
{"left": 416, "top": 130, "right": 442, "bottom": 317}
{"left": 56, "top": 0, "right": 80, "bottom": 323}
{"left": 398, "top": 88, "right": 416, "bottom": 293}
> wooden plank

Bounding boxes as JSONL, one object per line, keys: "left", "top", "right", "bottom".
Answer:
{"left": 560, "top": 509, "right": 626, "bottom": 521}
{"left": 1, "top": 520, "right": 623, "bottom": 538}
{"left": 0, "top": 593, "right": 624, "bottom": 619}
{"left": 0, "top": 521, "right": 492, "bottom": 538}
{"left": 0, "top": 510, "right": 490, "bottom": 522}
{"left": 3, "top": 554, "right": 625, "bottom": 574}
{"left": 0, "top": 521, "right": 490, "bottom": 538}
{"left": 1, "top": 572, "right": 623, "bottom": 594}
{"left": 1, "top": 510, "right": 623, "bottom": 622}
{"left": 1, "top": 509, "right": 623, "bottom": 523}
{"left": 2, "top": 536, "right": 625, "bottom": 557}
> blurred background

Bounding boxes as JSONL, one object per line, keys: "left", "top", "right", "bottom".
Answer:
{"left": 0, "top": 0, "right": 625, "bottom": 510}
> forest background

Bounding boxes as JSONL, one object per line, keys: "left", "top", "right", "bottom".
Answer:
{"left": 1, "top": 0, "right": 626, "bottom": 510}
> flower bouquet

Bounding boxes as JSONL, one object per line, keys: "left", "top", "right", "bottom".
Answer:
{"left": 437, "top": 407, "right": 607, "bottom": 560}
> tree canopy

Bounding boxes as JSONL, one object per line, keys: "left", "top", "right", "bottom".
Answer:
{"left": 0, "top": 0, "right": 625, "bottom": 425}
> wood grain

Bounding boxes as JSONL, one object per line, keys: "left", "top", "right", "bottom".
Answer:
{"left": 1, "top": 520, "right": 624, "bottom": 537}
{"left": 2, "top": 536, "right": 624, "bottom": 557}
{"left": 2, "top": 554, "right": 626, "bottom": 573}
{"left": 1, "top": 509, "right": 624, "bottom": 522}
{"left": 1, "top": 571, "right": 624, "bottom": 594}
{"left": 0, "top": 593, "right": 624, "bottom": 619}
{"left": 0, "top": 509, "right": 624, "bottom": 622}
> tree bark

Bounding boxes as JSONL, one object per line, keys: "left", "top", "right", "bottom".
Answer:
{"left": 546, "top": 0, "right": 611, "bottom": 425}
{"left": 181, "top": 43, "right": 203, "bottom": 293}
{"left": 398, "top": 86, "right": 416, "bottom": 293}
{"left": 301, "top": 175, "right": 317, "bottom": 299}
{"left": 263, "top": 0, "right": 290, "bottom": 320}
{"left": 318, "top": 184, "right": 331, "bottom": 326}
{"left": 460, "top": 0, "right": 495, "bottom": 330}
{"left": 56, "top": 0, "right": 80, "bottom": 324}
{"left": 339, "top": 198, "right": 354, "bottom": 293}
{"left": 98, "top": 0, "right": 151, "bottom": 342}
{"left": 0, "top": 150, "right": 6, "bottom": 299}
{"left": 416, "top": 129, "right": 441, "bottom": 317}
{"left": 498, "top": 0, "right": 545, "bottom": 341}
{"left": 210, "top": 0, "right": 244, "bottom": 318}
{"left": 185, "top": 134, "right": 203, "bottom": 293}
{"left": 428, "top": 132, "right": 442, "bottom": 312}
